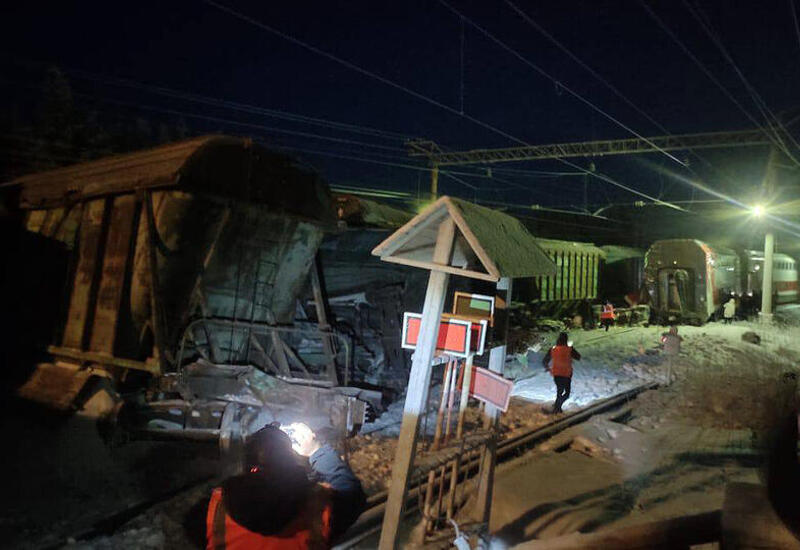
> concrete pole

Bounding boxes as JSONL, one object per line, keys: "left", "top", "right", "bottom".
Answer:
{"left": 431, "top": 163, "right": 439, "bottom": 199}
{"left": 759, "top": 147, "right": 778, "bottom": 322}
{"left": 761, "top": 231, "right": 774, "bottom": 320}
{"left": 378, "top": 218, "right": 455, "bottom": 550}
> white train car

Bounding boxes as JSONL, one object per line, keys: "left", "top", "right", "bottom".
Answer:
{"left": 742, "top": 250, "right": 799, "bottom": 304}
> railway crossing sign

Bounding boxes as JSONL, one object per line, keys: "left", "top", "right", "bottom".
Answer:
{"left": 467, "top": 366, "right": 513, "bottom": 412}
{"left": 401, "top": 313, "right": 489, "bottom": 358}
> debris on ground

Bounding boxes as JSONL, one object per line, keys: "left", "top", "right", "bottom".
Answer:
{"left": 741, "top": 331, "right": 761, "bottom": 345}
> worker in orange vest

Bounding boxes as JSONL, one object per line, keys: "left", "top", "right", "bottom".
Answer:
{"left": 205, "top": 422, "right": 365, "bottom": 549}
{"left": 600, "top": 301, "right": 616, "bottom": 332}
{"left": 542, "top": 332, "right": 582, "bottom": 414}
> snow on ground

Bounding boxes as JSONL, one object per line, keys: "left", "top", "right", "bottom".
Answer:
{"left": 511, "top": 316, "right": 800, "bottom": 412}
{"left": 510, "top": 327, "right": 665, "bottom": 409}
{"left": 464, "top": 316, "right": 800, "bottom": 546}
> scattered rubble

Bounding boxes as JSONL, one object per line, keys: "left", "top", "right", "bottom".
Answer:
{"left": 741, "top": 331, "right": 761, "bottom": 345}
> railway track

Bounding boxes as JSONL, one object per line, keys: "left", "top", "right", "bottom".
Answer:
{"left": 56, "top": 382, "right": 657, "bottom": 549}
{"left": 332, "top": 381, "right": 658, "bottom": 548}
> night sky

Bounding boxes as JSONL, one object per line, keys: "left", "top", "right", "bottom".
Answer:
{"left": 1, "top": 0, "right": 798, "bottom": 213}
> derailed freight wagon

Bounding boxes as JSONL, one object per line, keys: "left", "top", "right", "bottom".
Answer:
{"left": 645, "top": 239, "right": 740, "bottom": 324}
{"left": 514, "top": 238, "right": 606, "bottom": 327}
{"left": 321, "top": 194, "right": 427, "bottom": 392}
{"left": 2, "top": 136, "right": 380, "bottom": 442}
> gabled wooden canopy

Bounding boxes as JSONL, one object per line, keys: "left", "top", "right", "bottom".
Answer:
{"left": 371, "top": 196, "right": 557, "bottom": 282}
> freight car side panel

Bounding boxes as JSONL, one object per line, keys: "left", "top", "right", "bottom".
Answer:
{"left": 532, "top": 240, "right": 604, "bottom": 302}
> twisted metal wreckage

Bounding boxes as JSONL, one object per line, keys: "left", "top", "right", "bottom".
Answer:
{"left": 2, "top": 135, "right": 394, "bottom": 447}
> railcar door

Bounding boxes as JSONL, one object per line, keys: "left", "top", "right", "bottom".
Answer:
{"left": 658, "top": 268, "right": 694, "bottom": 313}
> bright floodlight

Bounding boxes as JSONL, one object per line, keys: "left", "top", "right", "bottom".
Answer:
{"left": 753, "top": 205, "right": 765, "bottom": 217}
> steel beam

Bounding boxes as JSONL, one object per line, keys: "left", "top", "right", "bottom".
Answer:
{"left": 408, "top": 130, "right": 769, "bottom": 166}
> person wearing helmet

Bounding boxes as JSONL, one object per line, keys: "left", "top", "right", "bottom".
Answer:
{"left": 204, "top": 422, "right": 365, "bottom": 549}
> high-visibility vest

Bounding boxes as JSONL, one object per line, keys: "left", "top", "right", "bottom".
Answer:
{"left": 600, "top": 304, "right": 615, "bottom": 320}
{"left": 206, "top": 483, "right": 332, "bottom": 550}
{"left": 549, "top": 345, "right": 574, "bottom": 378}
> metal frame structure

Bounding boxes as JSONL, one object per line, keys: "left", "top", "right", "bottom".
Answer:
{"left": 408, "top": 129, "right": 769, "bottom": 167}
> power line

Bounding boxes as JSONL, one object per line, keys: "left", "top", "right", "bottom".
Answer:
{"left": 204, "top": 0, "right": 686, "bottom": 211}
{"left": 0, "top": 76, "right": 414, "bottom": 158}
{"left": 637, "top": 0, "right": 794, "bottom": 160}
{"left": 681, "top": 0, "right": 800, "bottom": 164}
{"left": 0, "top": 54, "right": 413, "bottom": 142}
{"left": 78, "top": 90, "right": 404, "bottom": 152}
{"left": 504, "top": 0, "right": 666, "bottom": 134}
{"left": 501, "top": 0, "right": 745, "bottom": 193}
{"left": 436, "top": 0, "right": 688, "bottom": 169}
{"left": 791, "top": 0, "right": 800, "bottom": 56}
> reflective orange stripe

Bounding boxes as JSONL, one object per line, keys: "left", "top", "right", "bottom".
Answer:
{"left": 208, "top": 488, "right": 226, "bottom": 550}
{"left": 600, "top": 305, "right": 615, "bottom": 319}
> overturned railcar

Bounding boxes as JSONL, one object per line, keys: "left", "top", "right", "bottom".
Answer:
{"left": 317, "top": 194, "right": 427, "bottom": 391}
{"left": 645, "top": 239, "right": 740, "bottom": 323}
{"left": 2, "top": 136, "right": 379, "bottom": 439}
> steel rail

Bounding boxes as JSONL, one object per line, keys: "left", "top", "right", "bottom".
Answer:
{"left": 60, "top": 383, "right": 658, "bottom": 549}
{"left": 333, "top": 381, "right": 658, "bottom": 548}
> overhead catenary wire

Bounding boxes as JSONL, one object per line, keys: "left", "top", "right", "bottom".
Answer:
{"left": 637, "top": 0, "right": 798, "bottom": 163}
{"left": 0, "top": 54, "right": 413, "bottom": 142}
{"left": 501, "top": 0, "right": 754, "bottom": 201}
{"left": 791, "top": 0, "right": 800, "bottom": 55}
{"left": 436, "top": 0, "right": 688, "bottom": 169}
{"left": 680, "top": 0, "right": 800, "bottom": 165}
{"left": 203, "top": 0, "right": 687, "bottom": 211}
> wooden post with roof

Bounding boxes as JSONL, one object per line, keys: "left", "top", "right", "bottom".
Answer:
{"left": 372, "top": 196, "right": 557, "bottom": 549}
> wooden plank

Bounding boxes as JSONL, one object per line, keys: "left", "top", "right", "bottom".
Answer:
{"left": 379, "top": 255, "right": 498, "bottom": 282}
{"left": 89, "top": 195, "right": 138, "bottom": 354}
{"left": 371, "top": 198, "right": 448, "bottom": 258}
{"left": 47, "top": 345, "right": 160, "bottom": 374}
{"left": 420, "top": 359, "right": 455, "bottom": 542}
{"left": 378, "top": 218, "right": 455, "bottom": 550}
{"left": 447, "top": 354, "right": 474, "bottom": 519}
{"left": 144, "top": 190, "right": 167, "bottom": 372}
{"left": 17, "top": 362, "right": 93, "bottom": 410}
{"left": 62, "top": 199, "right": 108, "bottom": 349}
{"left": 474, "top": 277, "right": 512, "bottom": 524}
{"left": 443, "top": 197, "right": 502, "bottom": 280}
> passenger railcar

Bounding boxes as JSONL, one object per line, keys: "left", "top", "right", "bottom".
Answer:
{"left": 741, "top": 250, "right": 799, "bottom": 305}
{"left": 644, "top": 239, "right": 740, "bottom": 323}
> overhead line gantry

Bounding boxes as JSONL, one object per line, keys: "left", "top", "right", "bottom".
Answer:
{"left": 408, "top": 129, "right": 769, "bottom": 169}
